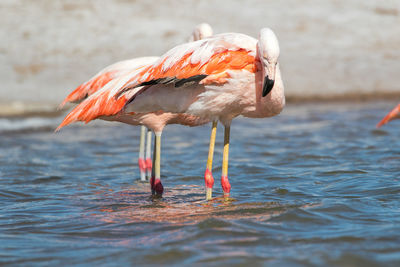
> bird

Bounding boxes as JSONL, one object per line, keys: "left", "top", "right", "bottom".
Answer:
{"left": 57, "top": 28, "right": 285, "bottom": 200}
{"left": 58, "top": 23, "right": 213, "bottom": 196}
{"left": 59, "top": 23, "right": 213, "bottom": 184}
{"left": 377, "top": 103, "right": 400, "bottom": 128}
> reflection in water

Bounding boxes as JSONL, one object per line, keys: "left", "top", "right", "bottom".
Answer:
{"left": 85, "top": 183, "right": 316, "bottom": 225}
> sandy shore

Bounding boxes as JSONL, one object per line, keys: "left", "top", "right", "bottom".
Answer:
{"left": 1, "top": 0, "right": 399, "bottom": 115}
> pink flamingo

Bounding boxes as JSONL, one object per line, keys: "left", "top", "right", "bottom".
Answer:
{"left": 59, "top": 23, "right": 213, "bottom": 183}
{"left": 377, "top": 103, "right": 400, "bottom": 128}
{"left": 57, "top": 28, "right": 285, "bottom": 200}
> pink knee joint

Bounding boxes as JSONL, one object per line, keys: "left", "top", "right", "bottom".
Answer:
{"left": 221, "top": 175, "right": 231, "bottom": 194}
{"left": 204, "top": 168, "right": 214, "bottom": 189}
{"left": 138, "top": 158, "right": 146, "bottom": 173}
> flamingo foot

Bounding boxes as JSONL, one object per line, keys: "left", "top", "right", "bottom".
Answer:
{"left": 153, "top": 179, "right": 164, "bottom": 196}
{"left": 150, "top": 177, "right": 164, "bottom": 196}
{"left": 138, "top": 158, "right": 147, "bottom": 181}
{"left": 204, "top": 168, "right": 214, "bottom": 200}
{"left": 221, "top": 175, "right": 231, "bottom": 197}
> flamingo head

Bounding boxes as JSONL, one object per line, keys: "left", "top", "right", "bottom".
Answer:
{"left": 190, "top": 23, "right": 213, "bottom": 41}
{"left": 257, "top": 28, "right": 280, "bottom": 97}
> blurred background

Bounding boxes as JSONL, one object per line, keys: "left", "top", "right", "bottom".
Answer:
{"left": 1, "top": 0, "right": 399, "bottom": 116}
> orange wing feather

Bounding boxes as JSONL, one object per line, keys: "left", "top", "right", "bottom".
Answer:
{"left": 143, "top": 49, "right": 255, "bottom": 82}
{"left": 60, "top": 71, "right": 118, "bottom": 108}
{"left": 56, "top": 90, "right": 128, "bottom": 131}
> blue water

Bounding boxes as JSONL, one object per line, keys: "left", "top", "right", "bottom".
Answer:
{"left": 0, "top": 101, "right": 399, "bottom": 266}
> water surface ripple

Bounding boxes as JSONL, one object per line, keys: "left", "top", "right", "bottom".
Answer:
{"left": 0, "top": 102, "right": 399, "bottom": 266}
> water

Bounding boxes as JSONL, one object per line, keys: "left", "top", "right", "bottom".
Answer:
{"left": 1, "top": 101, "right": 399, "bottom": 266}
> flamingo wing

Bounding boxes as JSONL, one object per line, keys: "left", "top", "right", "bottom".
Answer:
{"left": 57, "top": 33, "right": 258, "bottom": 131}
{"left": 376, "top": 103, "right": 400, "bottom": 128}
{"left": 56, "top": 68, "right": 143, "bottom": 131}
{"left": 59, "top": 57, "right": 158, "bottom": 107}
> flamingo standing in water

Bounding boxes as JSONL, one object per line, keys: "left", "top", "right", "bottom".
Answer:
{"left": 57, "top": 28, "right": 284, "bottom": 200}
{"left": 377, "top": 103, "right": 400, "bottom": 128}
{"left": 59, "top": 23, "right": 213, "bottom": 183}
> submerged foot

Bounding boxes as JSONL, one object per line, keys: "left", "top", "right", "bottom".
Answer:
{"left": 153, "top": 179, "right": 164, "bottom": 196}
{"left": 150, "top": 177, "right": 164, "bottom": 196}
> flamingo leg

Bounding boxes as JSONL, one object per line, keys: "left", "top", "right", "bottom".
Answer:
{"left": 150, "top": 132, "right": 164, "bottom": 196}
{"left": 205, "top": 120, "right": 217, "bottom": 200}
{"left": 150, "top": 136, "right": 156, "bottom": 194}
{"left": 138, "top": 126, "right": 147, "bottom": 181}
{"left": 145, "top": 129, "right": 153, "bottom": 180}
{"left": 221, "top": 125, "right": 231, "bottom": 196}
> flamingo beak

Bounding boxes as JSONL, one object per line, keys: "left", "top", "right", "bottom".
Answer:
{"left": 262, "top": 76, "right": 275, "bottom": 97}
{"left": 262, "top": 63, "right": 276, "bottom": 97}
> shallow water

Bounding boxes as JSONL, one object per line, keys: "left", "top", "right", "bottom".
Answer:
{"left": 1, "top": 101, "right": 399, "bottom": 266}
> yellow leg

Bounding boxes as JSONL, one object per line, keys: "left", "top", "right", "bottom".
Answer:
{"left": 152, "top": 132, "right": 163, "bottom": 196}
{"left": 205, "top": 120, "right": 217, "bottom": 200}
{"left": 150, "top": 134, "right": 156, "bottom": 193}
{"left": 155, "top": 133, "right": 161, "bottom": 180}
{"left": 149, "top": 132, "right": 163, "bottom": 195}
{"left": 221, "top": 125, "right": 231, "bottom": 196}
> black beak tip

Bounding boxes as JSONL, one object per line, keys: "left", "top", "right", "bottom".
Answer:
{"left": 262, "top": 77, "right": 275, "bottom": 97}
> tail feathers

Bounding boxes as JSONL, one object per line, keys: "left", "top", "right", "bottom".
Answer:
{"left": 58, "top": 83, "right": 87, "bottom": 109}
{"left": 59, "top": 71, "right": 117, "bottom": 109}
{"left": 376, "top": 103, "right": 400, "bottom": 128}
{"left": 56, "top": 90, "right": 128, "bottom": 131}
